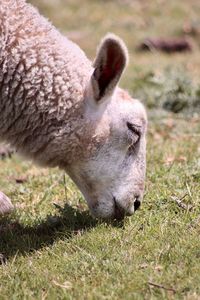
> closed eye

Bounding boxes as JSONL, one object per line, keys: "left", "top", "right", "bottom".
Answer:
{"left": 127, "top": 122, "right": 141, "bottom": 142}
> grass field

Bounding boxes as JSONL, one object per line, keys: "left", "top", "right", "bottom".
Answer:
{"left": 0, "top": 0, "right": 200, "bottom": 299}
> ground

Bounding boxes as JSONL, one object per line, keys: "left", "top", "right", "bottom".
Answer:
{"left": 0, "top": 0, "right": 200, "bottom": 299}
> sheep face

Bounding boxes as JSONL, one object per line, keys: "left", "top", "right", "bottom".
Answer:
{"left": 67, "top": 35, "right": 147, "bottom": 220}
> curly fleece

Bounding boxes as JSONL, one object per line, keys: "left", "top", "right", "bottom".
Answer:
{"left": 0, "top": 0, "right": 93, "bottom": 167}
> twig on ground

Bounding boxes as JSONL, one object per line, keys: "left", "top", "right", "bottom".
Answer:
{"left": 138, "top": 38, "right": 192, "bottom": 53}
{"left": 148, "top": 281, "right": 176, "bottom": 293}
{"left": 52, "top": 280, "right": 72, "bottom": 289}
{"left": 171, "top": 194, "right": 193, "bottom": 211}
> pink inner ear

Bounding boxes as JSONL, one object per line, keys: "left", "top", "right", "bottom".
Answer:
{"left": 107, "top": 44, "right": 123, "bottom": 74}
{"left": 96, "top": 43, "right": 124, "bottom": 99}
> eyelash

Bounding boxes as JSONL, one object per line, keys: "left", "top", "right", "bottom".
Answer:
{"left": 126, "top": 122, "right": 141, "bottom": 140}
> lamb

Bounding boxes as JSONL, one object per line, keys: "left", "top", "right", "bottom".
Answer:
{"left": 0, "top": 0, "right": 147, "bottom": 220}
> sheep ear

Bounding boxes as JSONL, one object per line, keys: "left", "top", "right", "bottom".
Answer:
{"left": 91, "top": 34, "right": 128, "bottom": 102}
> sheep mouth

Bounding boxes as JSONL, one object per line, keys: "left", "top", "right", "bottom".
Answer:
{"left": 113, "top": 197, "right": 126, "bottom": 220}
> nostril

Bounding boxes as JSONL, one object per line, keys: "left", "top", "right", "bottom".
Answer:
{"left": 134, "top": 198, "right": 141, "bottom": 211}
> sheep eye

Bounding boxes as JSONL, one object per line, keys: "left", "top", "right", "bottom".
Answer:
{"left": 127, "top": 122, "right": 141, "bottom": 143}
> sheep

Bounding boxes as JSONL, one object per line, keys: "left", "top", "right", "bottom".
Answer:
{"left": 0, "top": 0, "right": 147, "bottom": 220}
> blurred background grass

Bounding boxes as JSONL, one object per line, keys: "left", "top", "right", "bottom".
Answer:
{"left": 29, "top": 0, "right": 200, "bottom": 114}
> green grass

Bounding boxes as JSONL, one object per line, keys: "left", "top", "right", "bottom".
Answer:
{"left": 1, "top": 0, "right": 200, "bottom": 299}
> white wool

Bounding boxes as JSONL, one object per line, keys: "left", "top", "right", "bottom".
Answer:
{"left": 0, "top": 0, "right": 147, "bottom": 220}
{"left": 0, "top": 0, "right": 92, "bottom": 165}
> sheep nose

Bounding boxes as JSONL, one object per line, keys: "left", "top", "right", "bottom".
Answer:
{"left": 113, "top": 197, "right": 141, "bottom": 220}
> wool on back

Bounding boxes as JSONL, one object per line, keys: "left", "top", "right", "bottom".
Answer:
{"left": 0, "top": 0, "right": 92, "bottom": 164}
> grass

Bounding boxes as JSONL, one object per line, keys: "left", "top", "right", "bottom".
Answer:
{"left": 0, "top": 0, "right": 200, "bottom": 299}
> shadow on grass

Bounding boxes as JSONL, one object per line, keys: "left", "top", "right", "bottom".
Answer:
{"left": 0, "top": 204, "right": 124, "bottom": 262}
{"left": 0, "top": 203, "right": 98, "bottom": 261}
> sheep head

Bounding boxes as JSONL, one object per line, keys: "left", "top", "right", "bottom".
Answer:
{"left": 65, "top": 35, "right": 147, "bottom": 220}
